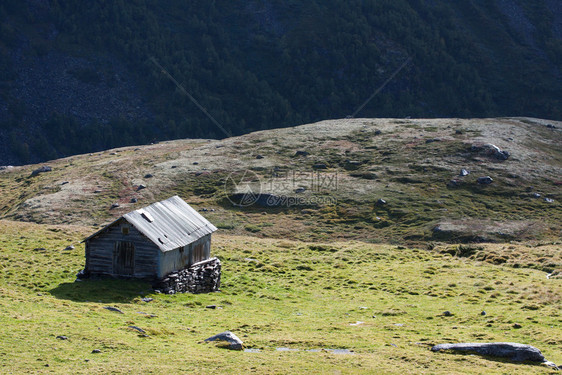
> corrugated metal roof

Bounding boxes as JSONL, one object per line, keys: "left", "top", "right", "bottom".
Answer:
{"left": 86, "top": 196, "right": 217, "bottom": 252}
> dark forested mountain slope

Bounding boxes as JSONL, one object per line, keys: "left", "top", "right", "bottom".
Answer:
{"left": 0, "top": 0, "right": 560, "bottom": 164}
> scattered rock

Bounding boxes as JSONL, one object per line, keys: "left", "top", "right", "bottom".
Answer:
{"left": 128, "top": 326, "right": 147, "bottom": 334}
{"left": 206, "top": 305, "right": 217, "bottom": 309}
{"left": 94, "top": 190, "right": 102, "bottom": 193}
{"left": 431, "top": 342, "right": 557, "bottom": 368}
{"left": 477, "top": 176, "right": 493, "bottom": 185}
{"left": 470, "top": 143, "right": 510, "bottom": 161}
{"left": 34, "top": 248, "right": 46, "bottom": 252}
{"left": 141, "top": 297, "right": 153, "bottom": 303}
{"left": 255, "top": 154, "right": 264, "bottom": 159}
{"left": 459, "top": 169, "right": 469, "bottom": 176}
{"left": 130, "top": 197, "right": 138, "bottom": 203}
{"left": 193, "top": 162, "right": 199, "bottom": 165}
{"left": 76, "top": 269, "right": 88, "bottom": 279}
{"left": 376, "top": 198, "right": 387, "bottom": 206}
{"left": 350, "top": 172, "right": 377, "bottom": 180}
{"left": 0, "top": 166, "right": 14, "bottom": 171}
{"left": 295, "top": 150, "right": 309, "bottom": 157}
{"left": 61, "top": 181, "right": 69, "bottom": 185}
{"left": 513, "top": 323, "right": 522, "bottom": 329}
{"left": 295, "top": 187, "right": 306, "bottom": 194}
{"left": 91, "top": 349, "right": 101, "bottom": 354}
{"left": 56, "top": 335, "right": 68, "bottom": 340}
{"left": 204, "top": 331, "right": 244, "bottom": 350}
{"left": 144, "top": 174, "right": 153, "bottom": 178}
{"left": 546, "top": 124, "right": 557, "bottom": 129}
{"left": 103, "top": 306, "right": 124, "bottom": 314}
{"left": 64, "top": 245, "right": 75, "bottom": 251}
{"left": 532, "top": 193, "right": 541, "bottom": 198}
{"left": 312, "top": 163, "right": 327, "bottom": 170}
{"left": 374, "top": 129, "right": 382, "bottom": 135}
{"left": 110, "top": 203, "right": 120, "bottom": 209}
{"left": 426, "top": 138, "right": 441, "bottom": 143}
{"left": 481, "top": 311, "right": 487, "bottom": 316}
{"left": 31, "top": 166, "right": 52, "bottom": 176}
{"left": 544, "top": 198, "right": 554, "bottom": 203}
{"left": 443, "top": 311, "right": 453, "bottom": 317}
{"left": 137, "top": 184, "right": 147, "bottom": 191}
{"left": 136, "top": 312, "right": 157, "bottom": 318}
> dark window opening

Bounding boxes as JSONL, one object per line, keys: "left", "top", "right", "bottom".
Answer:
{"left": 121, "top": 227, "right": 129, "bottom": 235}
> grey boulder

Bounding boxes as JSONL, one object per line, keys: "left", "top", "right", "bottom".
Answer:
{"left": 431, "top": 342, "right": 558, "bottom": 369}
{"left": 477, "top": 176, "right": 493, "bottom": 185}
{"left": 31, "top": 166, "right": 52, "bottom": 176}
{"left": 204, "top": 331, "right": 243, "bottom": 350}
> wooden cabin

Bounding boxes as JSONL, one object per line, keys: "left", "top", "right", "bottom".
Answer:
{"left": 83, "top": 196, "right": 217, "bottom": 279}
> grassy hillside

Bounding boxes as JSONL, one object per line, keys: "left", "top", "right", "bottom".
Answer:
{"left": 0, "top": 0, "right": 561, "bottom": 164}
{"left": 0, "top": 117, "right": 560, "bottom": 373}
{"left": 0, "top": 220, "right": 560, "bottom": 374}
{"left": 0, "top": 117, "right": 560, "bottom": 249}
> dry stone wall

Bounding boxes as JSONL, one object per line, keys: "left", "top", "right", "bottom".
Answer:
{"left": 153, "top": 257, "right": 221, "bottom": 294}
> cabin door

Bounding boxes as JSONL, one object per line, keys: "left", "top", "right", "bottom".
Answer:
{"left": 114, "top": 241, "right": 135, "bottom": 276}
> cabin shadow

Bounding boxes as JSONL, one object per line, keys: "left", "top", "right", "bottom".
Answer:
{"left": 49, "top": 278, "right": 153, "bottom": 303}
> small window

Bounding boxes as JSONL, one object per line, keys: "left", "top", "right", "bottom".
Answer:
{"left": 121, "top": 227, "right": 129, "bottom": 235}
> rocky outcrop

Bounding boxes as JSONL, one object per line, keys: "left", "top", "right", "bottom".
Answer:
{"left": 153, "top": 257, "right": 221, "bottom": 294}
{"left": 471, "top": 143, "right": 510, "bottom": 161}
{"left": 431, "top": 342, "right": 559, "bottom": 369}
{"left": 31, "top": 165, "right": 52, "bottom": 176}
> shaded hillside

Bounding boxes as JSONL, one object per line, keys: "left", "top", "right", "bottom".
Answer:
{"left": 0, "top": 117, "right": 560, "bottom": 245}
{"left": 0, "top": 0, "right": 561, "bottom": 165}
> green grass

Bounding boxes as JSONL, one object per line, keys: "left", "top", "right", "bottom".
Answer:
{"left": 0, "top": 220, "right": 560, "bottom": 374}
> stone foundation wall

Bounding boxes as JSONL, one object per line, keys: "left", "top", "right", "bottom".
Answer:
{"left": 153, "top": 257, "right": 221, "bottom": 294}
